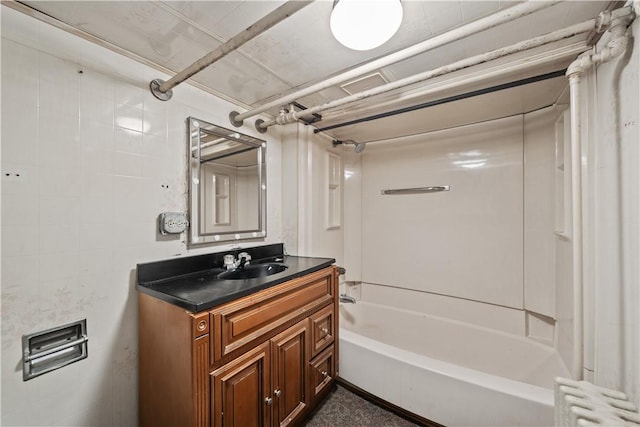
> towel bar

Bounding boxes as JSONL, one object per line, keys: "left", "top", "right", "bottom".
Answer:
{"left": 381, "top": 186, "right": 450, "bottom": 195}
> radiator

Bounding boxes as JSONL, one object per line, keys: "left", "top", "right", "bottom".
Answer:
{"left": 555, "top": 377, "right": 640, "bottom": 426}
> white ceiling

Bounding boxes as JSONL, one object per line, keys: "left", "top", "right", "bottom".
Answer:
{"left": 15, "top": 0, "right": 612, "bottom": 140}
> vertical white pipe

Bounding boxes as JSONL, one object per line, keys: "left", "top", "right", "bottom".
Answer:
{"left": 568, "top": 73, "right": 584, "bottom": 380}
{"left": 564, "top": 7, "right": 634, "bottom": 380}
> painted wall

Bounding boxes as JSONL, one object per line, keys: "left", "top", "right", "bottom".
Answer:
{"left": 1, "top": 7, "right": 282, "bottom": 426}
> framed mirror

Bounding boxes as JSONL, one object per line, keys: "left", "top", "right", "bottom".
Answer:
{"left": 188, "top": 117, "right": 266, "bottom": 246}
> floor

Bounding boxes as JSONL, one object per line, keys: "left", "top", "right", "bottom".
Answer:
{"left": 304, "top": 384, "right": 421, "bottom": 427}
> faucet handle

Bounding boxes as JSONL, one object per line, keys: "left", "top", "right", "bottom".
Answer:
{"left": 237, "top": 252, "right": 251, "bottom": 267}
{"left": 223, "top": 254, "right": 236, "bottom": 270}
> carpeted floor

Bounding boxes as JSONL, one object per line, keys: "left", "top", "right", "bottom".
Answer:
{"left": 303, "top": 385, "right": 421, "bottom": 427}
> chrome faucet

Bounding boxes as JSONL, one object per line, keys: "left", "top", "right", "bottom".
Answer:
{"left": 223, "top": 252, "right": 252, "bottom": 270}
{"left": 339, "top": 294, "right": 356, "bottom": 304}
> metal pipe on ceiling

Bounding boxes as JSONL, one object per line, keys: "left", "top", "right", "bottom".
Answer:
{"left": 229, "top": 0, "right": 561, "bottom": 127}
{"left": 313, "top": 69, "right": 567, "bottom": 133}
{"left": 319, "top": 40, "right": 588, "bottom": 125}
{"left": 149, "top": 1, "right": 312, "bottom": 101}
{"left": 259, "top": 18, "right": 599, "bottom": 130}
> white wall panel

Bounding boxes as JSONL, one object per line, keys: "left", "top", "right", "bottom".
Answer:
{"left": 361, "top": 115, "right": 524, "bottom": 308}
{"left": 305, "top": 131, "right": 345, "bottom": 265}
{"left": 523, "top": 106, "right": 560, "bottom": 318}
{"left": 342, "top": 148, "right": 363, "bottom": 282}
{"left": 360, "top": 282, "right": 526, "bottom": 335}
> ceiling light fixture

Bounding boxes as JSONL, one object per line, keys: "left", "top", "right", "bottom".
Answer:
{"left": 330, "top": 0, "right": 403, "bottom": 51}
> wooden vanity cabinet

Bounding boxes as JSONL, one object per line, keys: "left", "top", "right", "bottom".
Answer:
{"left": 139, "top": 266, "right": 339, "bottom": 427}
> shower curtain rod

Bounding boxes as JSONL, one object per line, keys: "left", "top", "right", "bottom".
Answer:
{"left": 317, "top": 40, "right": 587, "bottom": 126}
{"left": 260, "top": 17, "right": 597, "bottom": 131}
{"left": 313, "top": 69, "right": 567, "bottom": 133}
{"left": 229, "top": 0, "right": 560, "bottom": 127}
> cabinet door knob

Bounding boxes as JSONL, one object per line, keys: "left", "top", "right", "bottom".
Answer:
{"left": 274, "top": 389, "right": 281, "bottom": 397}
{"left": 265, "top": 397, "right": 273, "bottom": 405}
{"left": 321, "top": 370, "right": 328, "bottom": 378}
{"left": 320, "top": 327, "right": 329, "bottom": 335}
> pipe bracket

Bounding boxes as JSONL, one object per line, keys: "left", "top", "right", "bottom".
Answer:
{"left": 149, "top": 79, "right": 173, "bottom": 101}
{"left": 229, "top": 111, "right": 244, "bottom": 127}
{"left": 255, "top": 119, "right": 268, "bottom": 133}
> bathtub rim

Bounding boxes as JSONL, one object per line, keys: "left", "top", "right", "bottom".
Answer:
{"left": 339, "top": 328, "right": 555, "bottom": 407}
{"left": 339, "top": 299, "right": 571, "bottom": 387}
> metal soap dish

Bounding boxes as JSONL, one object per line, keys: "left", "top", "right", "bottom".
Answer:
{"left": 22, "top": 319, "right": 88, "bottom": 381}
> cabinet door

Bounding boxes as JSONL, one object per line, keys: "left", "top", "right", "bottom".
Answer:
{"left": 211, "top": 341, "right": 271, "bottom": 427}
{"left": 271, "top": 320, "right": 309, "bottom": 427}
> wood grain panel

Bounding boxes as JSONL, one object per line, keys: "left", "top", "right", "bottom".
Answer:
{"left": 139, "top": 293, "right": 195, "bottom": 427}
{"left": 193, "top": 335, "right": 210, "bottom": 427}
{"left": 211, "top": 268, "right": 333, "bottom": 361}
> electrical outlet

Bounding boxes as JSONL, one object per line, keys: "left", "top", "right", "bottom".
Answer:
{"left": 159, "top": 212, "right": 188, "bottom": 235}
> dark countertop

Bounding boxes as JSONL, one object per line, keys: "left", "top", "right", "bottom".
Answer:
{"left": 136, "top": 244, "right": 335, "bottom": 312}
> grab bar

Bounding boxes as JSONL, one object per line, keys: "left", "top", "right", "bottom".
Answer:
{"left": 381, "top": 186, "right": 450, "bottom": 195}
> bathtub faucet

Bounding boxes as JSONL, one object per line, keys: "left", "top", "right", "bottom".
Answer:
{"left": 339, "top": 294, "right": 356, "bottom": 304}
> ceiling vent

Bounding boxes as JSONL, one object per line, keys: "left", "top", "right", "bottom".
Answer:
{"left": 340, "top": 72, "right": 389, "bottom": 95}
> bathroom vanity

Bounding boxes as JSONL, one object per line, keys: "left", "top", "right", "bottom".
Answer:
{"left": 136, "top": 244, "right": 338, "bottom": 427}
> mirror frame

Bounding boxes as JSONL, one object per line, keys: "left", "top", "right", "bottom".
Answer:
{"left": 187, "top": 116, "right": 267, "bottom": 247}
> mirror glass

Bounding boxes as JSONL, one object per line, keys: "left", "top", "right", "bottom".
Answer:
{"left": 188, "top": 117, "right": 266, "bottom": 246}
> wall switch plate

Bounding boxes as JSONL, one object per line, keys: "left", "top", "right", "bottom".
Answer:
{"left": 159, "top": 212, "right": 189, "bottom": 235}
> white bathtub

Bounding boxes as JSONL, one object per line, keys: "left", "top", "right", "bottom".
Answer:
{"left": 339, "top": 302, "right": 571, "bottom": 427}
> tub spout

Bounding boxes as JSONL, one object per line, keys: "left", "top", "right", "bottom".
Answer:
{"left": 339, "top": 294, "right": 356, "bottom": 304}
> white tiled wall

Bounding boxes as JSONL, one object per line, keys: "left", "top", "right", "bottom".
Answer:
{"left": 1, "top": 7, "right": 282, "bottom": 426}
